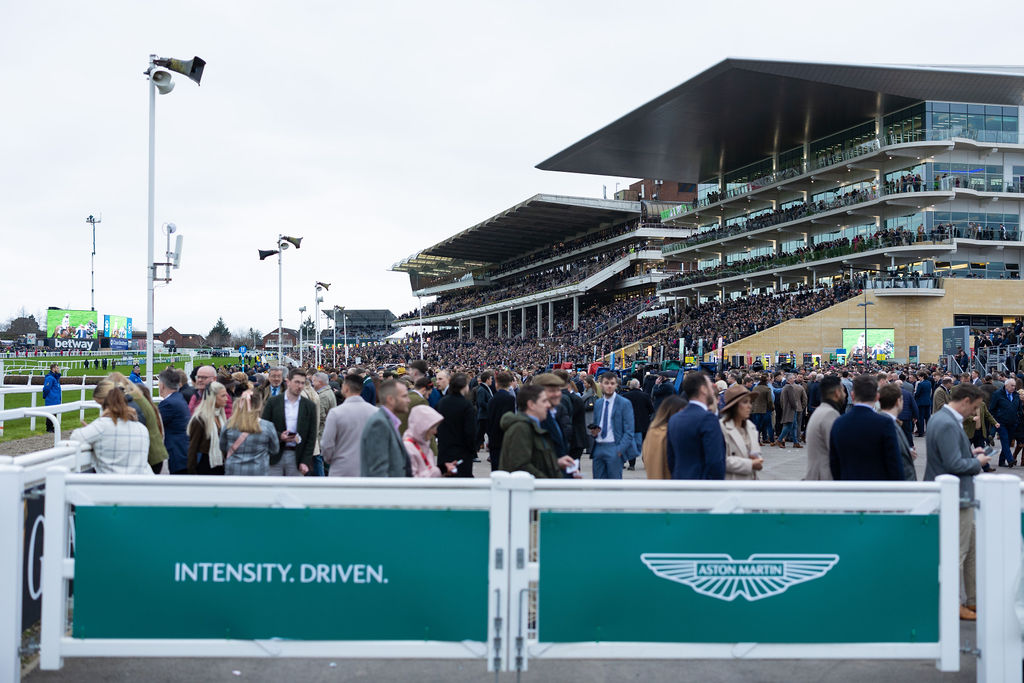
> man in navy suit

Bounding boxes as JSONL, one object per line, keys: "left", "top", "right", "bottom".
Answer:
{"left": 829, "top": 374, "right": 903, "bottom": 480}
{"left": 666, "top": 372, "right": 725, "bottom": 480}
{"left": 989, "top": 377, "right": 1019, "bottom": 467}
{"left": 588, "top": 373, "right": 636, "bottom": 479}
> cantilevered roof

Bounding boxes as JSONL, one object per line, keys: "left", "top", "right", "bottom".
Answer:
{"left": 392, "top": 194, "right": 641, "bottom": 279}
{"left": 537, "top": 59, "right": 1024, "bottom": 183}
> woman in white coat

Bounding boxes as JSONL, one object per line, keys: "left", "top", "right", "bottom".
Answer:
{"left": 719, "top": 385, "right": 764, "bottom": 480}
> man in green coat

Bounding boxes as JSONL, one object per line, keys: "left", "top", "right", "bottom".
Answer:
{"left": 499, "top": 384, "right": 577, "bottom": 478}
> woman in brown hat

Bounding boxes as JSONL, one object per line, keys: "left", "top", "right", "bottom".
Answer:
{"left": 719, "top": 385, "right": 764, "bottom": 480}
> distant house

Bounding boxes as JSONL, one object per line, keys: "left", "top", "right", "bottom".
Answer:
{"left": 261, "top": 328, "right": 298, "bottom": 350}
{"left": 158, "top": 327, "right": 207, "bottom": 348}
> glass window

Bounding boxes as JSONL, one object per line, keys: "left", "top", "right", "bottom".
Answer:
{"left": 968, "top": 104, "right": 985, "bottom": 114}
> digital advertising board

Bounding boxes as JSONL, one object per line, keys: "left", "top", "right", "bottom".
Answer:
{"left": 103, "top": 315, "right": 133, "bottom": 339}
{"left": 841, "top": 328, "right": 895, "bottom": 360}
{"left": 46, "top": 309, "right": 98, "bottom": 339}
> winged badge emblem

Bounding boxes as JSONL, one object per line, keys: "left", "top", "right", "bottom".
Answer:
{"left": 640, "top": 553, "right": 839, "bottom": 602}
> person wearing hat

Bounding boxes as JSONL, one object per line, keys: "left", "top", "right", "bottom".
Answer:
{"left": 719, "top": 385, "right": 764, "bottom": 480}
{"left": 714, "top": 379, "right": 729, "bottom": 411}
{"left": 534, "top": 372, "right": 573, "bottom": 460}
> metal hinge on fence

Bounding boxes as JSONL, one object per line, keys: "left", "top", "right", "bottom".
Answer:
{"left": 960, "top": 641, "right": 981, "bottom": 658}
{"left": 492, "top": 589, "right": 503, "bottom": 675}
{"left": 23, "top": 485, "right": 44, "bottom": 500}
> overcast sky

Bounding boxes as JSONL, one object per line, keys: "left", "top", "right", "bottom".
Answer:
{"left": 5, "top": 0, "right": 1024, "bottom": 338}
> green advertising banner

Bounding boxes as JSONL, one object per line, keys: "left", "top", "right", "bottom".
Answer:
{"left": 538, "top": 512, "right": 938, "bottom": 643}
{"left": 73, "top": 507, "right": 489, "bottom": 641}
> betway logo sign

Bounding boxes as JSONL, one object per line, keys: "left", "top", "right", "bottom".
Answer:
{"left": 51, "top": 338, "right": 97, "bottom": 351}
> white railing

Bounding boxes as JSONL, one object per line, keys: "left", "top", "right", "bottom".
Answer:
{"left": 22, "top": 471, "right": 981, "bottom": 679}
{"left": 0, "top": 382, "right": 100, "bottom": 441}
{"left": 0, "top": 442, "right": 95, "bottom": 683}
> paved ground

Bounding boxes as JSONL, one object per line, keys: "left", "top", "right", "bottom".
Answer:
{"left": 24, "top": 433, "right": 1017, "bottom": 682}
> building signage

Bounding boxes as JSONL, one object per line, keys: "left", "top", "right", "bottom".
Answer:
{"left": 537, "top": 512, "right": 938, "bottom": 643}
{"left": 46, "top": 338, "right": 99, "bottom": 352}
{"left": 72, "top": 506, "right": 489, "bottom": 641}
{"left": 941, "top": 326, "right": 970, "bottom": 357}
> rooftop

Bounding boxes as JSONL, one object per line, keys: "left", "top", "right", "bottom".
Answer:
{"left": 537, "top": 59, "right": 1024, "bottom": 182}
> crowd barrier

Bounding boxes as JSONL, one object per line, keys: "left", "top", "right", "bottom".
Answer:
{"left": 0, "top": 463, "right": 1017, "bottom": 681}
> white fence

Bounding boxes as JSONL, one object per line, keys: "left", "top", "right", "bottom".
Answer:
{"left": 0, "top": 464, "right": 1018, "bottom": 681}
{"left": 0, "top": 384, "right": 100, "bottom": 442}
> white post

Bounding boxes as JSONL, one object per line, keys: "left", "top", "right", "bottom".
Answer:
{"left": 277, "top": 246, "right": 283, "bottom": 368}
{"left": 79, "top": 375, "right": 86, "bottom": 423}
{"left": 975, "top": 473, "right": 1023, "bottom": 683}
{"left": 521, "top": 308, "right": 526, "bottom": 338}
{"left": 0, "top": 464, "right": 22, "bottom": 683}
{"left": 936, "top": 474, "right": 960, "bottom": 672}
{"left": 548, "top": 301, "right": 554, "bottom": 336}
{"left": 40, "top": 468, "right": 69, "bottom": 671}
{"left": 145, "top": 63, "right": 156, "bottom": 392}
{"left": 314, "top": 292, "right": 321, "bottom": 369}
{"left": 505, "top": 471, "right": 535, "bottom": 674}
{"left": 30, "top": 389, "right": 36, "bottom": 432}
{"left": 343, "top": 312, "right": 348, "bottom": 366}
{"left": 418, "top": 296, "right": 424, "bottom": 360}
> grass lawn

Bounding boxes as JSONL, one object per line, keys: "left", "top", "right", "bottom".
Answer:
{"left": 0, "top": 356, "right": 241, "bottom": 442}
{"left": 1, "top": 355, "right": 240, "bottom": 378}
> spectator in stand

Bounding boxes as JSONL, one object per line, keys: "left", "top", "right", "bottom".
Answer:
{"left": 42, "top": 363, "right": 61, "bottom": 432}
{"left": 158, "top": 367, "right": 191, "bottom": 475}
{"left": 320, "top": 374, "right": 378, "bottom": 477}
{"left": 219, "top": 391, "right": 279, "bottom": 476}
{"left": 437, "top": 372, "right": 477, "bottom": 478}
{"left": 70, "top": 379, "right": 152, "bottom": 475}
{"left": 187, "top": 381, "right": 228, "bottom": 475}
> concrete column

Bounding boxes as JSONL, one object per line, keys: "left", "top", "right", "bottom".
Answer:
{"left": 508, "top": 310, "right": 513, "bottom": 338}
{"left": 458, "top": 319, "right": 463, "bottom": 340}
{"left": 573, "top": 296, "right": 579, "bottom": 330}
{"left": 485, "top": 314, "right": 490, "bottom": 338}
{"left": 536, "top": 303, "right": 542, "bottom": 337}
{"left": 521, "top": 307, "right": 526, "bottom": 338}
{"left": 802, "top": 139, "right": 811, "bottom": 173}
{"left": 469, "top": 318, "right": 474, "bottom": 339}
{"left": 548, "top": 301, "right": 554, "bottom": 336}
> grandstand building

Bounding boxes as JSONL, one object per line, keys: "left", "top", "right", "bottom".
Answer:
{"left": 539, "top": 59, "right": 1024, "bottom": 363}
{"left": 321, "top": 309, "right": 398, "bottom": 343}
{"left": 392, "top": 194, "right": 687, "bottom": 346}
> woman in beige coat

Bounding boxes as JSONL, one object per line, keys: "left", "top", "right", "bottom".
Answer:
{"left": 642, "top": 395, "right": 687, "bottom": 479}
{"left": 719, "top": 385, "right": 764, "bottom": 480}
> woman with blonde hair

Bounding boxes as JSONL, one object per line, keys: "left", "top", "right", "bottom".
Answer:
{"left": 219, "top": 390, "right": 279, "bottom": 476}
{"left": 642, "top": 395, "right": 687, "bottom": 479}
{"left": 187, "top": 381, "right": 228, "bottom": 474}
{"left": 70, "top": 379, "right": 152, "bottom": 474}
{"left": 107, "top": 371, "right": 168, "bottom": 473}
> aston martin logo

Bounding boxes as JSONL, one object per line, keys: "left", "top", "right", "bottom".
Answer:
{"left": 640, "top": 553, "right": 839, "bottom": 602}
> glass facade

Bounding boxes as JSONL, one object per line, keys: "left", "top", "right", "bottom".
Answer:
{"left": 810, "top": 120, "right": 876, "bottom": 168}
{"left": 927, "top": 102, "right": 1018, "bottom": 143}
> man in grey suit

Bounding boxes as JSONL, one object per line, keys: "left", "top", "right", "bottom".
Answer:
{"left": 804, "top": 375, "right": 845, "bottom": 480}
{"left": 320, "top": 374, "right": 377, "bottom": 477}
{"left": 878, "top": 384, "right": 917, "bottom": 481}
{"left": 924, "top": 383, "right": 992, "bottom": 621}
{"left": 360, "top": 379, "right": 412, "bottom": 477}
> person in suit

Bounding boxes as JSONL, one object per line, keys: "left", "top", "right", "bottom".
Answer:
{"left": 556, "top": 369, "right": 588, "bottom": 463}
{"left": 666, "top": 372, "right": 725, "bottom": 480}
{"left": 749, "top": 373, "right": 775, "bottom": 445}
{"left": 924, "top": 383, "right": 992, "bottom": 621}
{"left": 486, "top": 371, "right": 517, "bottom": 472}
{"left": 588, "top": 373, "right": 637, "bottom": 479}
{"left": 498, "top": 384, "right": 576, "bottom": 478}
{"left": 534, "top": 373, "right": 573, "bottom": 459}
{"left": 359, "top": 379, "right": 411, "bottom": 477}
{"left": 475, "top": 371, "right": 494, "bottom": 451}
{"left": 776, "top": 374, "right": 807, "bottom": 448}
{"left": 157, "top": 366, "right": 191, "bottom": 474}
{"left": 895, "top": 376, "right": 919, "bottom": 446}
{"left": 320, "top": 374, "right": 378, "bottom": 477}
{"left": 436, "top": 372, "right": 477, "bottom": 477}
{"left": 914, "top": 371, "right": 933, "bottom": 436}
{"left": 878, "top": 384, "right": 917, "bottom": 481}
{"left": 804, "top": 375, "right": 845, "bottom": 481}
{"left": 989, "top": 377, "right": 1019, "bottom": 467}
{"left": 261, "top": 368, "right": 317, "bottom": 476}
{"left": 622, "top": 378, "right": 655, "bottom": 471}
{"left": 932, "top": 376, "right": 954, "bottom": 413}
{"left": 258, "top": 366, "right": 285, "bottom": 405}
{"left": 829, "top": 374, "right": 902, "bottom": 481}
{"left": 428, "top": 370, "right": 449, "bottom": 409}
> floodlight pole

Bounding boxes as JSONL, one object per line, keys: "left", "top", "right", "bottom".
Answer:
{"left": 419, "top": 295, "right": 424, "bottom": 360}
{"left": 343, "top": 309, "right": 348, "bottom": 366}
{"left": 277, "top": 242, "right": 283, "bottom": 368}
{"left": 86, "top": 214, "right": 100, "bottom": 311}
{"left": 145, "top": 58, "right": 156, "bottom": 393}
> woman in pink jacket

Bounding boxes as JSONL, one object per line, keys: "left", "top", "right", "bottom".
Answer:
{"left": 403, "top": 405, "right": 457, "bottom": 477}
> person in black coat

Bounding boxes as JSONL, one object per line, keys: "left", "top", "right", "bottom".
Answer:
{"left": 555, "top": 369, "right": 587, "bottom": 460}
{"left": 486, "top": 371, "right": 517, "bottom": 472}
{"left": 989, "top": 378, "right": 1019, "bottom": 467}
{"left": 475, "top": 371, "right": 494, "bottom": 451}
{"left": 829, "top": 374, "right": 902, "bottom": 481}
{"left": 652, "top": 375, "right": 675, "bottom": 413}
{"left": 437, "top": 372, "right": 477, "bottom": 477}
{"left": 623, "top": 378, "right": 655, "bottom": 470}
